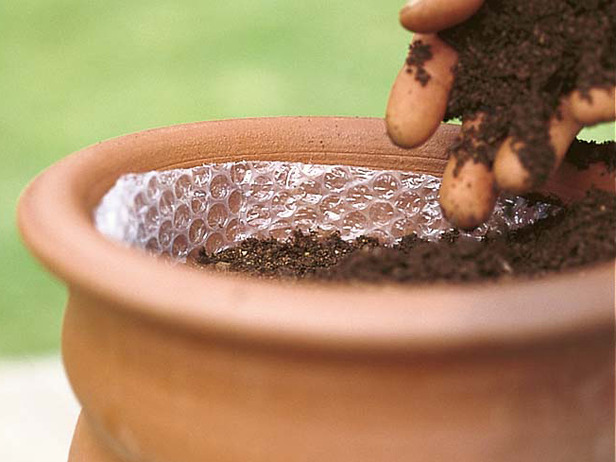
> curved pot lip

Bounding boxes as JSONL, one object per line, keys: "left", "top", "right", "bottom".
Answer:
{"left": 18, "top": 116, "right": 615, "bottom": 354}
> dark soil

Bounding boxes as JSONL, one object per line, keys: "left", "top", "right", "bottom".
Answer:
{"left": 191, "top": 189, "right": 616, "bottom": 284}
{"left": 565, "top": 139, "right": 616, "bottom": 172}
{"left": 406, "top": 40, "right": 433, "bottom": 87}
{"left": 407, "top": 0, "right": 616, "bottom": 186}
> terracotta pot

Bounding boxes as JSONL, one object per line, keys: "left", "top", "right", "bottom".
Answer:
{"left": 18, "top": 118, "right": 615, "bottom": 462}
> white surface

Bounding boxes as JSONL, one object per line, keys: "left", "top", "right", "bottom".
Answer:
{"left": 0, "top": 356, "right": 80, "bottom": 462}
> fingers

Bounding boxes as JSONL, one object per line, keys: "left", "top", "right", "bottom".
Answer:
{"left": 569, "top": 87, "right": 616, "bottom": 126}
{"left": 440, "top": 156, "right": 497, "bottom": 230}
{"left": 439, "top": 117, "right": 497, "bottom": 229}
{"left": 400, "top": 0, "right": 485, "bottom": 33}
{"left": 493, "top": 102, "right": 582, "bottom": 194}
{"left": 386, "top": 34, "right": 457, "bottom": 148}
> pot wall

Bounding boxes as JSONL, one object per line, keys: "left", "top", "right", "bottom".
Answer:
{"left": 17, "top": 118, "right": 615, "bottom": 462}
{"left": 64, "top": 288, "right": 614, "bottom": 462}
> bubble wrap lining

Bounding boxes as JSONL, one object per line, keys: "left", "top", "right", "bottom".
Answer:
{"left": 94, "top": 161, "right": 554, "bottom": 261}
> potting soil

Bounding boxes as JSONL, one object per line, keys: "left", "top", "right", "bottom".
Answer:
{"left": 192, "top": 188, "right": 616, "bottom": 283}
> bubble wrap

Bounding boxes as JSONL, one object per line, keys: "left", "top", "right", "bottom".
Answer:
{"left": 94, "top": 161, "right": 555, "bottom": 261}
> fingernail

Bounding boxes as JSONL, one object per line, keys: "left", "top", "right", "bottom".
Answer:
{"left": 403, "top": 0, "right": 423, "bottom": 9}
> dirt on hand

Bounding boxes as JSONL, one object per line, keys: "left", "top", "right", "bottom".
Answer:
{"left": 405, "top": 0, "right": 616, "bottom": 185}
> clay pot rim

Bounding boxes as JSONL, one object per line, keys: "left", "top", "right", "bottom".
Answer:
{"left": 18, "top": 116, "right": 614, "bottom": 353}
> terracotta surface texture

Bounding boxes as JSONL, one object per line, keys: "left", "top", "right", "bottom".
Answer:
{"left": 18, "top": 117, "right": 615, "bottom": 462}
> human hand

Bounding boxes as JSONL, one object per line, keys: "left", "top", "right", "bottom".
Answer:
{"left": 385, "top": 0, "right": 616, "bottom": 229}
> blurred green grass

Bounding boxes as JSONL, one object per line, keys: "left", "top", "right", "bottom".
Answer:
{"left": 1, "top": 0, "right": 614, "bottom": 356}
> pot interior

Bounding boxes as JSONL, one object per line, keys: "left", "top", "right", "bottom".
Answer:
{"left": 95, "top": 160, "right": 560, "bottom": 261}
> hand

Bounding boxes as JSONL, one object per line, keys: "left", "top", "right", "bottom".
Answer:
{"left": 385, "top": 0, "right": 616, "bottom": 229}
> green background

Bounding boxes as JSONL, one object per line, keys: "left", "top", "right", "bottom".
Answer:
{"left": 1, "top": 0, "right": 614, "bottom": 356}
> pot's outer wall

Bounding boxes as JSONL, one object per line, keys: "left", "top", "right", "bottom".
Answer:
{"left": 64, "top": 288, "right": 614, "bottom": 462}
{"left": 17, "top": 117, "right": 616, "bottom": 461}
